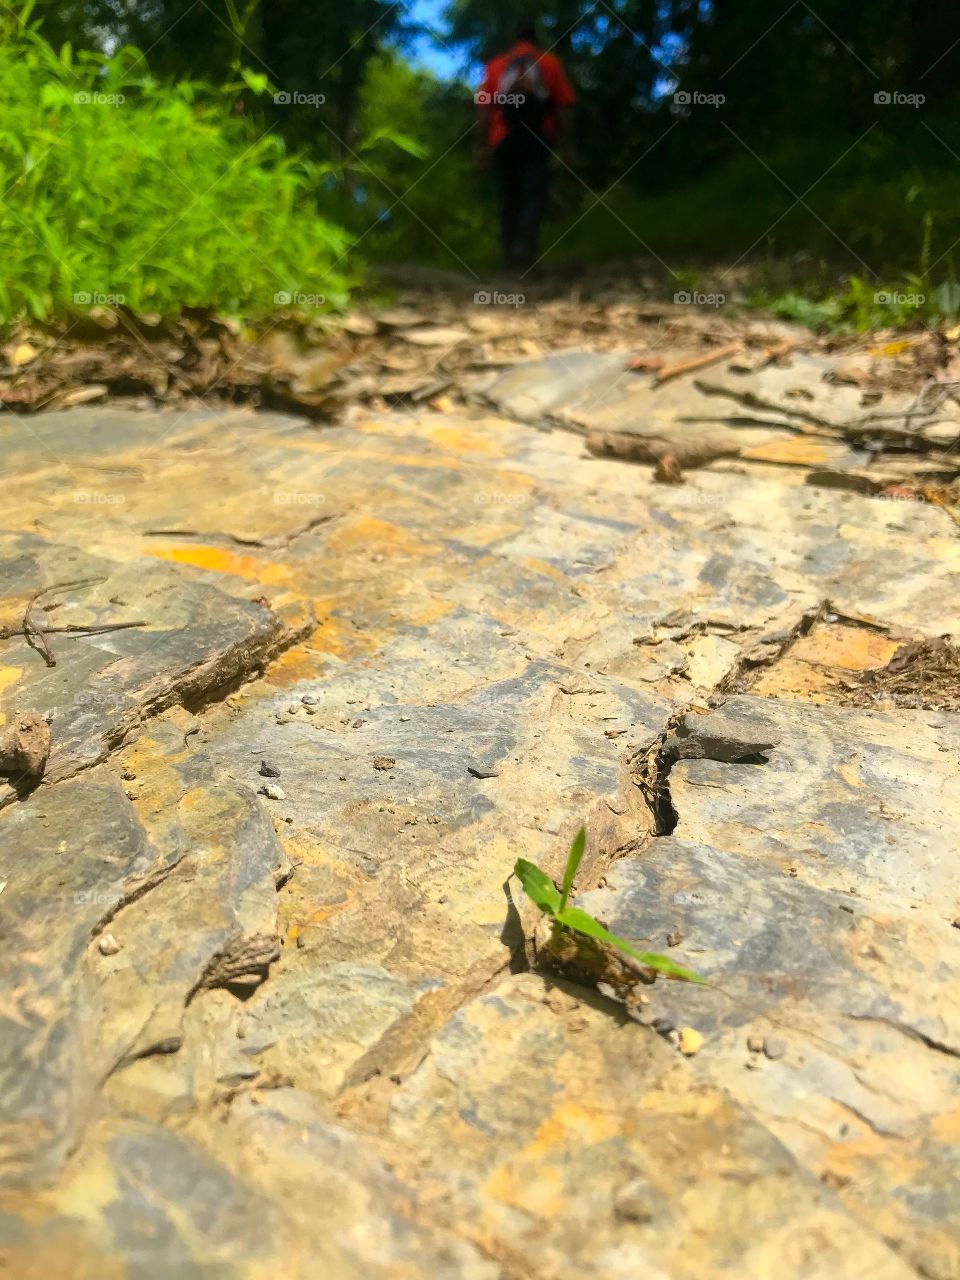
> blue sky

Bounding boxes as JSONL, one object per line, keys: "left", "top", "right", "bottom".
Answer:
{"left": 403, "top": 0, "right": 470, "bottom": 80}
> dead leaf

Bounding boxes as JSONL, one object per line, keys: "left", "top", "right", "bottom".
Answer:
{"left": 340, "top": 314, "right": 378, "bottom": 337}
{"left": 53, "top": 385, "right": 108, "bottom": 408}
{"left": 398, "top": 326, "right": 471, "bottom": 347}
{"left": 374, "top": 307, "right": 428, "bottom": 329}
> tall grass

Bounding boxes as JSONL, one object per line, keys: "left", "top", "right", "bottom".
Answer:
{"left": 0, "top": 14, "right": 353, "bottom": 326}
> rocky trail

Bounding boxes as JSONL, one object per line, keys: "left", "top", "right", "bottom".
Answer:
{"left": 1, "top": 288, "right": 959, "bottom": 1279}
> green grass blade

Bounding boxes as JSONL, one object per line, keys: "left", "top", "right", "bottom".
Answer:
{"left": 513, "top": 858, "right": 561, "bottom": 916}
{"left": 555, "top": 906, "right": 705, "bottom": 983}
{"left": 558, "top": 826, "right": 586, "bottom": 912}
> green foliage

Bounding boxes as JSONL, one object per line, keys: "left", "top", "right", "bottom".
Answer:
{"left": 514, "top": 829, "right": 704, "bottom": 984}
{"left": 0, "top": 13, "right": 353, "bottom": 326}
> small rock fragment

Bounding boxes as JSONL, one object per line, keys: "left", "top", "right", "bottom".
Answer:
{"left": 98, "top": 933, "right": 121, "bottom": 956}
{"left": 301, "top": 695, "right": 318, "bottom": 705}
{"left": 373, "top": 756, "right": 395, "bottom": 772}
{"left": 614, "top": 1183, "right": 654, "bottom": 1224}
{"left": 678, "top": 1027, "right": 705, "bottom": 1056}
{"left": 666, "top": 927, "right": 683, "bottom": 947}
{"left": 467, "top": 765, "right": 499, "bottom": 779}
{"left": 763, "top": 1036, "right": 786, "bottom": 1060}
{"left": 747, "top": 1034, "right": 764, "bottom": 1053}
{"left": 259, "top": 761, "right": 281, "bottom": 778}
{"left": 259, "top": 783, "right": 286, "bottom": 800}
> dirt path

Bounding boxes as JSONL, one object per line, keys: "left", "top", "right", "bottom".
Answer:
{"left": 0, "top": 328, "right": 958, "bottom": 1278}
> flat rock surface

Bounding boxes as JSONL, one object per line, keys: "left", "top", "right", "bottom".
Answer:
{"left": 0, "top": 343, "right": 957, "bottom": 1278}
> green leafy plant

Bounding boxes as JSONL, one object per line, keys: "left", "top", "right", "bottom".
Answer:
{"left": 514, "top": 828, "right": 704, "bottom": 983}
{"left": 0, "top": 9, "right": 355, "bottom": 327}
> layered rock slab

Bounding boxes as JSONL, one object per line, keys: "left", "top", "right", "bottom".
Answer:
{"left": 0, "top": 384, "right": 957, "bottom": 1277}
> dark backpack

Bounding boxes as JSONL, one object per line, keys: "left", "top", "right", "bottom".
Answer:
{"left": 497, "top": 54, "right": 551, "bottom": 135}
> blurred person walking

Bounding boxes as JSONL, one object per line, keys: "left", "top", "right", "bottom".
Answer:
{"left": 475, "top": 19, "right": 576, "bottom": 271}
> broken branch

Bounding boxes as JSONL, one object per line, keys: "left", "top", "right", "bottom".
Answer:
{"left": 655, "top": 341, "right": 744, "bottom": 384}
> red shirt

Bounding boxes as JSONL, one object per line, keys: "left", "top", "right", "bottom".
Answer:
{"left": 481, "top": 42, "right": 576, "bottom": 148}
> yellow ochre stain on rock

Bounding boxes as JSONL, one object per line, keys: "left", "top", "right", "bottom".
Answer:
{"left": 146, "top": 543, "right": 295, "bottom": 588}
{"left": 424, "top": 423, "right": 505, "bottom": 455}
{"left": 259, "top": 434, "right": 482, "bottom": 473}
{"left": 324, "top": 516, "right": 442, "bottom": 559}
{"left": 0, "top": 666, "right": 24, "bottom": 723}
{"left": 486, "top": 1101, "right": 620, "bottom": 1216}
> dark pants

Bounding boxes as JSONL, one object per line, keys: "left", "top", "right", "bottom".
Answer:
{"left": 494, "top": 131, "right": 551, "bottom": 271}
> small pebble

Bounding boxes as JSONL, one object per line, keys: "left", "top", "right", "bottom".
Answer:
{"left": 286, "top": 705, "right": 300, "bottom": 715}
{"left": 98, "top": 933, "right": 121, "bottom": 956}
{"left": 373, "top": 756, "right": 395, "bottom": 771}
{"left": 301, "top": 695, "right": 318, "bottom": 705}
{"left": 763, "top": 1036, "right": 786, "bottom": 1060}
{"left": 747, "top": 1034, "right": 764, "bottom": 1053}
{"left": 121, "top": 770, "right": 136, "bottom": 781}
{"left": 260, "top": 783, "right": 286, "bottom": 800}
{"left": 259, "top": 761, "right": 281, "bottom": 778}
{"left": 666, "top": 927, "right": 683, "bottom": 947}
{"left": 678, "top": 1027, "right": 704, "bottom": 1056}
{"left": 614, "top": 1186, "right": 653, "bottom": 1224}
